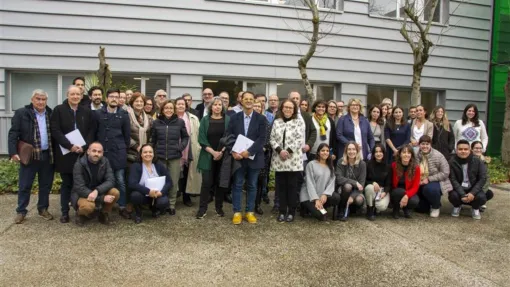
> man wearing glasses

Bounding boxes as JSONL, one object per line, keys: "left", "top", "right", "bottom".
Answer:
{"left": 196, "top": 88, "right": 214, "bottom": 119}
{"left": 182, "top": 93, "right": 199, "bottom": 117}
{"left": 336, "top": 101, "right": 345, "bottom": 117}
{"left": 93, "top": 88, "right": 131, "bottom": 220}
{"left": 267, "top": 94, "right": 279, "bottom": 116}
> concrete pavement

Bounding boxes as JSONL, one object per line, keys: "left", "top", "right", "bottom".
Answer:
{"left": 0, "top": 185, "right": 509, "bottom": 287}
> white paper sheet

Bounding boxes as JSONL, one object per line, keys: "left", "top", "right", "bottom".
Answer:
{"left": 232, "top": 135, "right": 255, "bottom": 160}
{"left": 145, "top": 176, "right": 166, "bottom": 192}
{"left": 59, "top": 129, "right": 87, "bottom": 155}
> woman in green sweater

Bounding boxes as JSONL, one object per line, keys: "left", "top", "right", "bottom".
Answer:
{"left": 195, "top": 97, "right": 230, "bottom": 219}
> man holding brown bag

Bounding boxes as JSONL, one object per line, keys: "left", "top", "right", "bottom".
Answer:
{"left": 8, "top": 89, "right": 55, "bottom": 224}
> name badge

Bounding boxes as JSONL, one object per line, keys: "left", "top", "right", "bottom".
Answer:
{"left": 461, "top": 182, "right": 469, "bottom": 188}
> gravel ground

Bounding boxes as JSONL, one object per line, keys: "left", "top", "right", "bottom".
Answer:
{"left": 1, "top": 185, "right": 509, "bottom": 287}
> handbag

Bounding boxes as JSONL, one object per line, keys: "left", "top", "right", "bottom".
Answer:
{"left": 17, "top": 141, "right": 34, "bottom": 165}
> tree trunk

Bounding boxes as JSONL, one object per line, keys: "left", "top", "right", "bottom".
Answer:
{"left": 502, "top": 68, "right": 510, "bottom": 165}
{"left": 410, "top": 64, "right": 423, "bottom": 106}
{"left": 298, "top": 1, "right": 319, "bottom": 102}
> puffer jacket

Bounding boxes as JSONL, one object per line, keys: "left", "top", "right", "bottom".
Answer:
{"left": 417, "top": 148, "right": 453, "bottom": 194}
{"left": 151, "top": 114, "right": 190, "bottom": 161}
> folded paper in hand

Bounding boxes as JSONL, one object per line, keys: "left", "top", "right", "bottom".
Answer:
{"left": 144, "top": 176, "right": 166, "bottom": 196}
{"left": 59, "top": 129, "right": 86, "bottom": 155}
{"left": 232, "top": 135, "right": 255, "bottom": 160}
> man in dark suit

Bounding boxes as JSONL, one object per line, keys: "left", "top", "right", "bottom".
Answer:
{"left": 195, "top": 88, "right": 214, "bottom": 119}
{"left": 227, "top": 91, "right": 266, "bottom": 225}
{"left": 182, "top": 93, "right": 199, "bottom": 117}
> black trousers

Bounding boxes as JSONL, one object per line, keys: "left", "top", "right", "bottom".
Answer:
{"left": 178, "top": 164, "right": 191, "bottom": 203}
{"left": 276, "top": 171, "right": 300, "bottom": 215}
{"left": 199, "top": 160, "right": 225, "bottom": 211}
{"left": 448, "top": 190, "right": 487, "bottom": 210}
{"left": 60, "top": 173, "right": 74, "bottom": 215}
{"left": 302, "top": 192, "right": 341, "bottom": 220}
{"left": 131, "top": 191, "right": 170, "bottom": 216}
{"left": 390, "top": 188, "right": 419, "bottom": 210}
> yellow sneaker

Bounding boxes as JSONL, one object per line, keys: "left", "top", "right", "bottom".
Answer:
{"left": 244, "top": 212, "right": 257, "bottom": 224}
{"left": 232, "top": 212, "right": 242, "bottom": 225}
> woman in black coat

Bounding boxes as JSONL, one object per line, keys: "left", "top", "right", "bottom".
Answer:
{"left": 51, "top": 85, "right": 95, "bottom": 223}
{"left": 429, "top": 106, "right": 454, "bottom": 160}
{"left": 129, "top": 144, "right": 171, "bottom": 224}
{"left": 151, "top": 100, "right": 189, "bottom": 215}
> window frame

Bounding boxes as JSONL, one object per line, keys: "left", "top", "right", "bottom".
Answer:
{"left": 369, "top": 0, "right": 443, "bottom": 23}
{"left": 219, "top": 0, "right": 343, "bottom": 11}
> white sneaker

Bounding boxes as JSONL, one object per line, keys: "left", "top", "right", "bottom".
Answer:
{"left": 472, "top": 209, "right": 481, "bottom": 220}
{"left": 451, "top": 207, "right": 461, "bottom": 217}
{"left": 430, "top": 208, "right": 440, "bottom": 218}
{"left": 480, "top": 204, "right": 487, "bottom": 212}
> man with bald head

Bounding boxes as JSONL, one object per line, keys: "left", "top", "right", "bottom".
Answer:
{"left": 266, "top": 94, "right": 279, "bottom": 116}
{"left": 196, "top": 88, "right": 214, "bottom": 119}
{"left": 51, "top": 85, "right": 96, "bottom": 223}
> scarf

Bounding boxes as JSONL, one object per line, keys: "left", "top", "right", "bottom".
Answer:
{"left": 313, "top": 113, "right": 328, "bottom": 140}
{"left": 139, "top": 163, "right": 159, "bottom": 186}
{"left": 178, "top": 112, "right": 191, "bottom": 167}
{"left": 420, "top": 151, "right": 430, "bottom": 181}
{"left": 32, "top": 110, "right": 54, "bottom": 164}
{"left": 128, "top": 107, "right": 150, "bottom": 149}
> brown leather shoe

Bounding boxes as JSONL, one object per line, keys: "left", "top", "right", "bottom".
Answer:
{"left": 98, "top": 212, "right": 111, "bottom": 225}
{"left": 38, "top": 210, "right": 54, "bottom": 221}
{"left": 119, "top": 209, "right": 131, "bottom": 219}
{"left": 14, "top": 214, "right": 25, "bottom": 224}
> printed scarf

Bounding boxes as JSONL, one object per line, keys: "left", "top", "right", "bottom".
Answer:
{"left": 32, "top": 111, "right": 54, "bottom": 164}
{"left": 313, "top": 113, "right": 328, "bottom": 140}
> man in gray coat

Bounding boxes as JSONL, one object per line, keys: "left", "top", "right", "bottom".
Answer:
{"left": 71, "top": 142, "right": 119, "bottom": 226}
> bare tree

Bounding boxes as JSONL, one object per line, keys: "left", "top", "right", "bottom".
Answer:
{"left": 282, "top": 0, "right": 339, "bottom": 102}
{"left": 97, "top": 46, "right": 112, "bottom": 97}
{"left": 399, "top": 0, "right": 439, "bottom": 106}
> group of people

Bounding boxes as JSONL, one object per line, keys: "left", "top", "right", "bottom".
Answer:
{"left": 8, "top": 76, "right": 492, "bottom": 226}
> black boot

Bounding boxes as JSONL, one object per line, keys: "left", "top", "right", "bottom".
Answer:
{"left": 392, "top": 206, "right": 400, "bottom": 219}
{"left": 340, "top": 205, "right": 350, "bottom": 222}
{"left": 367, "top": 206, "right": 375, "bottom": 221}
{"left": 403, "top": 207, "right": 412, "bottom": 218}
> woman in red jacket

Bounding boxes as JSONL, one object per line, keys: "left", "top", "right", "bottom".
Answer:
{"left": 391, "top": 145, "right": 421, "bottom": 219}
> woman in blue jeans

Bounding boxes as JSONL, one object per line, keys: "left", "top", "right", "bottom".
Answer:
{"left": 416, "top": 135, "right": 452, "bottom": 218}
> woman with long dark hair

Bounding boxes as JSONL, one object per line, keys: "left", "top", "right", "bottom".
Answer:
{"left": 364, "top": 143, "right": 392, "bottom": 220}
{"left": 300, "top": 143, "right": 340, "bottom": 221}
{"left": 335, "top": 141, "right": 366, "bottom": 221}
{"left": 410, "top": 105, "right": 433, "bottom": 153}
{"left": 270, "top": 99, "right": 304, "bottom": 223}
{"left": 128, "top": 144, "right": 171, "bottom": 224}
{"left": 327, "top": 100, "right": 339, "bottom": 123}
{"left": 309, "top": 100, "right": 337, "bottom": 161}
{"left": 195, "top": 97, "right": 230, "bottom": 219}
{"left": 390, "top": 145, "right": 421, "bottom": 219}
{"left": 368, "top": 105, "right": 386, "bottom": 149}
{"left": 384, "top": 106, "right": 410, "bottom": 163}
{"left": 429, "top": 105, "right": 454, "bottom": 160}
{"left": 144, "top": 98, "right": 156, "bottom": 118}
{"left": 151, "top": 100, "right": 190, "bottom": 215}
{"left": 453, "top": 104, "right": 488, "bottom": 151}
{"left": 471, "top": 141, "right": 494, "bottom": 211}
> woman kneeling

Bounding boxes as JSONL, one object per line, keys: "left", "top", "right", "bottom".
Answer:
{"left": 335, "top": 142, "right": 366, "bottom": 221}
{"left": 300, "top": 144, "right": 341, "bottom": 221}
{"left": 364, "top": 144, "right": 392, "bottom": 220}
{"left": 128, "top": 144, "right": 171, "bottom": 224}
{"left": 390, "top": 145, "right": 420, "bottom": 219}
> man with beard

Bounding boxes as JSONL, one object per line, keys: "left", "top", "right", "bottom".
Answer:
{"left": 88, "top": 86, "right": 104, "bottom": 111}
{"left": 93, "top": 88, "right": 131, "bottom": 219}
{"left": 71, "top": 142, "right": 119, "bottom": 226}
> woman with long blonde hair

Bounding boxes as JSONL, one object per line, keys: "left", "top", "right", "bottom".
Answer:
{"left": 429, "top": 105, "right": 454, "bottom": 160}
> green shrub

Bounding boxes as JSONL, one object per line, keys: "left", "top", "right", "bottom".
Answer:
{"left": 487, "top": 157, "right": 510, "bottom": 184}
{"left": 0, "top": 159, "right": 61, "bottom": 194}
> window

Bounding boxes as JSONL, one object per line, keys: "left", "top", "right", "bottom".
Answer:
{"left": 369, "top": 0, "right": 442, "bottom": 23}
{"left": 203, "top": 79, "right": 243, "bottom": 107}
{"left": 277, "top": 82, "right": 307, "bottom": 101}
{"left": 316, "top": 85, "right": 335, "bottom": 101}
{"left": 367, "top": 85, "right": 440, "bottom": 117}
{"left": 240, "top": 0, "right": 341, "bottom": 10}
{"left": 247, "top": 82, "right": 268, "bottom": 96}
{"left": 145, "top": 78, "right": 167, "bottom": 99}
{"left": 10, "top": 72, "right": 58, "bottom": 111}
